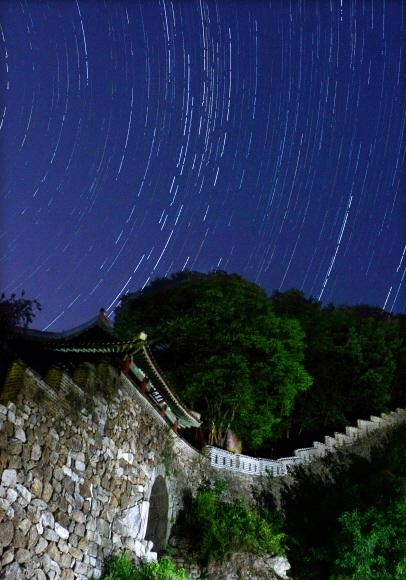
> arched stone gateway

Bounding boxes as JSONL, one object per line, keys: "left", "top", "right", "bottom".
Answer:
{"left": 145, "top": 475, "right": 169, "bottom": 554}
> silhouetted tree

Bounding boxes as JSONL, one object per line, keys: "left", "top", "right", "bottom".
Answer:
{"left": 0, "top": 291, "right": 41, "bottom": 338}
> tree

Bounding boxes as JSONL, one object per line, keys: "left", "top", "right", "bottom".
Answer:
{"left": 115, "top": 271, "right": 311, "bottom": 450}
{"left": 0, "top": 291, "right": 41, "bottom": 337}
{"left": 270, "top": 294, "right": 402, "bottom": 447}
{"left": 332, "top": 499, "right": 406, "bottom": 579}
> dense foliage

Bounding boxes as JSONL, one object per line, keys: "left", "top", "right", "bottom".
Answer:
{"left": 101, "top": 554, "right": 189, "bottom": 580}
{"left": 115, "top": 271, "right": 312, "bottom": 449}
{"left": 270, "top": 289, "right": 405, "bottom": 453}
{"left": 260, "top": 424, "right": 406, "bottom": 579}
{"left": 332, "top": 494, "right": 406, "bottom": 579}
{"left": 176, "top": 481, "right": 285, "bottom": 566}
{"left": 115, "top": 272, "right": 405, "bottom": 454}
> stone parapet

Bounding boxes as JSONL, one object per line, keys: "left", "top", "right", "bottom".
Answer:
{"left": 205, "top": 407, "right": 406, "bottom": 478}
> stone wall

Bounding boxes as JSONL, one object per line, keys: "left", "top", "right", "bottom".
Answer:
{"left": 0, "top": 363, "right": 211, "bottom": 579}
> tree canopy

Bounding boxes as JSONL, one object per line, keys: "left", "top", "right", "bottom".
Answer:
{"left": 115, "top": 271, "right": 312, "bottom": 450}
{"left": 270, "top": 290, "right": 405, "bottom": 452}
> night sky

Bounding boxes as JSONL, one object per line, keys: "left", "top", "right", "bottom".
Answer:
{"left": 1, "top": 0, "right": 405, "bottom": 331}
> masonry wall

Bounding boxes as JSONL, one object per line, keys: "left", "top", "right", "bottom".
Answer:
{"left": 0, "top": 363, "right": 210, "bottom": 579}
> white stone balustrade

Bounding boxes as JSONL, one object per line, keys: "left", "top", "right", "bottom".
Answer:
{"left": 205, "top": 408, "right": 406, "bottom": 478}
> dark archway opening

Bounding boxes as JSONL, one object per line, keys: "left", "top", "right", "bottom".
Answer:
{"left": 145, "top": 475, "right": 169, "bottom": 554}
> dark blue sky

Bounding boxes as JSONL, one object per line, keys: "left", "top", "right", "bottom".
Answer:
{"left": 1, "top": 0, "right": 405, "bottom": 330}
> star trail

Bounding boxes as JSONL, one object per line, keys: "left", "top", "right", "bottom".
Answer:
{"left": 1, "top": 0, "right": 405, "bottom": 330}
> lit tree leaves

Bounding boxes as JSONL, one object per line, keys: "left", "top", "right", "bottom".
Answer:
{"left": 115, "top": 271, "right": 311, "bottom": 449}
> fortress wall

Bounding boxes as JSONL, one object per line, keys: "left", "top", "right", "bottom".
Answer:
{"left": 0, "top": 363, "right": 208, "bottom": 580}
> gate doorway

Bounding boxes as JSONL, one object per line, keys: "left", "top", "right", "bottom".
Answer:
{"left": 145, "top": 476, "right": 169, "bottom": 554}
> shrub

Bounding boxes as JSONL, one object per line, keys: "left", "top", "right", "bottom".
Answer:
{"left": 101, "top": 554, "right": 189, "bottom": 580}
{"left": 178, "top": 481, "right": 285, "bottom": 565}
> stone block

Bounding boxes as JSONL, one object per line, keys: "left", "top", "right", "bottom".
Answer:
{"left": 42, "top": 465, "right": 53, "bottom": 483}
{"left": 85, "top": 541, "right": 98, "bottom": 557}
{"left": 7, "top": 406, "right": 16, "bottom": 423}
{"left": 12, "top": 530, "right": 27, "bottom": 549}
{"left": 65, "top": 493, "right": 76, "bottom": 508}
{"left": 18, "top": 518, "right": 31, "bottom": 536}
{"left": 74, "top": 523, "right": 85, "bottom": 537}
{"left": 49, "top": 482, "right": 60, "bottom": 498}
{"left": 44, "top": 528, "right": 59, "bottom": 542}
{"left": 63, "top": 477, "right": 75, "bottom": 496}
{"left": 15, "top": 548, "right": 31, "bottom": 564}
{"left": 42, "top": 552, "right": 61, "bottom": 576}
{"left": 77, "top": 536, "right": 88, "bottom": 551}
{"left": 57, "top": 496, "right": 68, "bottom": 513}
{"left": 91, "top": 498, "right": 101, "bottom": 515}
{"left": 53, "top": 467, "right": 64, "bottom": 481}
{"left": 74, "top": 561, "right": 90, "bottom": 576}
{"left": 68, "top": 545, "right": 83, "bottom": 560}
{"left": 34, "top": 537, "right": 48, "bottom": 555}
{"left": 32, "top": 499, "right": 48, "bottom": 512}
{"left": 93, "top": 531, "right": 103, "bottom": 546}
{"left": 57, "top": 539, "right": 69, "bottom": 553}
{"left": 0, "top": 521, "right": 14, "bottom": 547}
{"left": 3, "top": 422, "right": 14, "bottom": 438}
{"left": 31, "top": 478, "right": 43, "bottom": 498}
{"left": 75, "top": 459, "right": 86, "bottom": 471}
{"left": 97, "top": 517, "right": 109, "bottom": 537}
{"left": 80, "top": 481, "right": 92, "bottom": 499}
{"left": 47, "top": 542, "right": 60, "bottom": 562}
{"left": 1, "top": 548, "right": 14, "bottom": 566}
{"left": 101, "top": 474, "right": 110, "bottom": 488}
{"left": 0, "top": 497, "right": 14, "bottom": 521}
{"left": 30, "top": 443, "right": 42, "bottom": 461}
{"left": 14, "top": 428, "right": 26, "bottom": 443}
{"left": 28, "top": 526, "right": 39, "bottom": 549}
{"left": 83, "top": 499, "right": 91, "bottom": 514}
{"left": 55, "top": 522, "right": 69, "bottom": 540}
{"left": 70, "top": 532, "right": 79, "bottom": 547}
{"left": 0, "top": 433, "right": 8, "bottom": 451}
{"left": 73, "top": 492, "right": 84, "bottom": 510}
{"left": 8, "top": 455, "right": 23, "bottom": 471}
{"left": 86, "top": 516, "right": 97, "bottom": 531}
{"left": 60, "top": 553, "right": 72, "bottom": 568}
{"left": 103, "top": 505, "right": 116, "bottom": 523}
{"left": 7, "top": 440, "right": 23, "bottom": 456}
{"left": 16, "top": 484, "right": 32, "bottom": 506}
{"left": 49, "top": 451, "right": 59, "bottom": 465}
{"left": 1, "top": 562, "right": 24, "bottom": 580}
{"left": 112, "top": 533, "right": 123, "bottom": 548}
{"left": 48, "top": 428, "right": 59, "bottom": 441}
{"left": 6, "top": 488, "right": 18, "bottom": 504}
{"left": 60, "top": 570, "right": 75, "bottom": 580}
{"left": 1, "top": 469, "right": 17, "bottom": 487}
{"left": 62, "top": 465, "right": 72, "bottom": 478}
{"left": 72, "top": 509, "right": 86, "bottom": 524}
